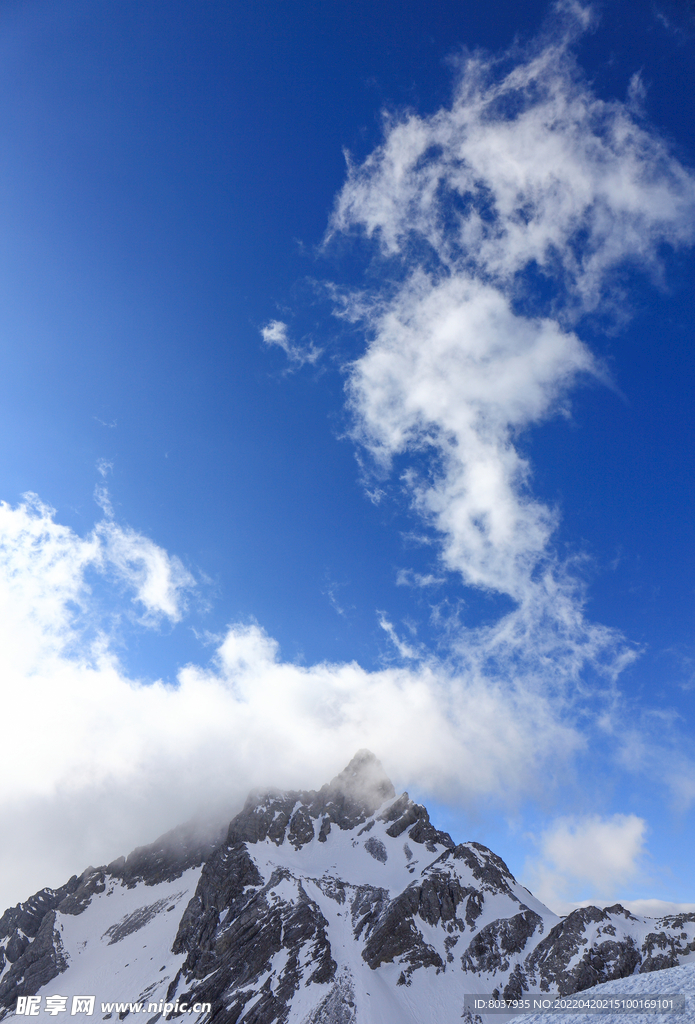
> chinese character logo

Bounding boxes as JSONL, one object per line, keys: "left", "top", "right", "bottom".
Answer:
{"left": 71, "top": 997, "right": 95, "bottom": 1016}
{"left": 16, "top": 997, "right": 41, "bottom": 1016}
{"left": 45, "top": 996, "right": 69, "bottom": 1016}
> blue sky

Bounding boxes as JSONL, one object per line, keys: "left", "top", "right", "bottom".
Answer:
{"left": 1, "top": 0, "right": 695, "bottom": 916}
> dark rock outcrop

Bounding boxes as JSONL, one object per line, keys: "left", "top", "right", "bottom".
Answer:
{"left": 0, "top": 910, "right": 68, "bottom": 1008}
{"left": 462, "top": 910, "right": 543, "bottom": 975}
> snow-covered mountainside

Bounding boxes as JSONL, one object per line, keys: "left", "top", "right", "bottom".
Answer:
{"left": 1, "top": 752, "right": 694, "bottom": 1023}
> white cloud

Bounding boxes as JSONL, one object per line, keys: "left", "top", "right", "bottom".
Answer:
{"left": 0, "top": 495, "right": 194, "bottom": 662}
{"left": 338, "top": 206, "right": 634, "bottom": 710}
{"left": 0, "top": 496, "right": 581, "bottom": 912}
{"left": 260, "top": 318, "right": 290, "bottom": 348}
{"left": 543, "top": 813, "right": 647, "bottom": 884}
{"left": 94, "top": 482, "right": 114, "bottom": 518}
{"left": 347, "top": 273, "right": 594, "bottom": 600}
{"left": 626, "top": 72, "right": 648, "bottom": 114}
{"left": 325, "top": 3, "right": 695, "bottom": 706}
{"left": 95, "top": 519, "right": 194, "bottom": 624}
{"left": 330, "top": 7, "right": 695, "bottom": 315}
{"left": 525, "top": 813, "right": 648, "bottom": 911}
{"left": 260, "top": 319, "right": 322, "bottom": 367}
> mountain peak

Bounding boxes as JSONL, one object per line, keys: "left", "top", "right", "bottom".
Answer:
{"left": 325, "top": 749, "right": 395, "bottom": 815}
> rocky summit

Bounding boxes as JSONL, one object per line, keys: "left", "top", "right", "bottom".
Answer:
{"left": 1, "top": 751, "right": 694, "bottom": 1023}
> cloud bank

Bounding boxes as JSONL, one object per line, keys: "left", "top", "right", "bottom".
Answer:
{"left": 0, "top": 496, "right": 578, "bottom": 911}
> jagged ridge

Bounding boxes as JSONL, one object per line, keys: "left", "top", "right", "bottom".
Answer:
{"left": 1, "top": 752, "right": 694, "bottom": 1023}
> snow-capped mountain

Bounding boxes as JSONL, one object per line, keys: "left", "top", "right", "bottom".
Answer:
{"left": 1, "top": 752, "right": 694, "bottom": 1023}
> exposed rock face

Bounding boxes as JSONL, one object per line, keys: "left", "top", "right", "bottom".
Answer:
{"left": 524, "top": 904, "right": 695, "bottom": 996}
{"left": 462, "top": 910, "right": 544, "bottom": 976}
{"left": 0, "top": 910, "right": 68, "bottom": 1007}
{"left": 174, "top": 868, "right": 335, "bottom": 1024}
{"left": 0, "top": 872, "right": 89, "bottom": 1006}
{"left": 1, "top": 751, "right": 695, "bottom": 1023}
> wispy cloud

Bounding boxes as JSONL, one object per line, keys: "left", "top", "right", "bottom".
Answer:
{"left": 95, "top": 519, "right": 195, "bottom": 625}
{"left": 95, "top": 462, "right": 116, "bottom": 517}
{"left": 322, "top": 573, "right": 351, "bottom": 618}
{"left": 626, "top": 71, "right": 648, "bottom": 114}
{"left": 330, "top": 6, "right": 695, "bottom": 317}
{"left": 377, "top": 613, "right": 420, "bottom": 660}
{"left": 94, "top": 485, "right": 114, "bottom": 518}
{"left": 654, "top": 0, "right": 695, "bottom": 39}
{"left": 325, "top": 0, "right": 695, "bottom": 714}
{"left": 260, "top": 319, "right": 322, "bottom": 367}
{"left": 396, "top": 568, "right": 445, "bottom": 588}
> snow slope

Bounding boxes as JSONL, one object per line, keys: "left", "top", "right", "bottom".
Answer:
{"left": 514, "top": 961, "right": 695, "bottom": 1024}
